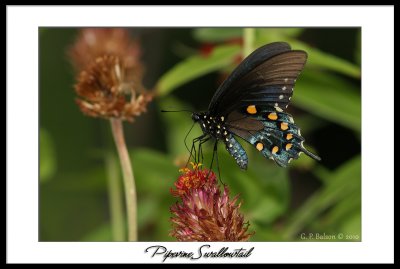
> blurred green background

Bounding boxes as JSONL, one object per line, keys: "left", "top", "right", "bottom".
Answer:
{"left": 39, "top": 28, "right": 361, "bottom": 241}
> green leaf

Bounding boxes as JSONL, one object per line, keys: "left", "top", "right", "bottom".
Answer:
{"left": 40, "top": 128, "right": 57, "bottom": 183}
{"left": 249, "top": 196, "right": 285, "bottom": 224}
{"left": 294, "top": 71, "right": 361, "bottom": 132}
{"left": 325, "top": 192, "right": 361, "bottom": 225}
{"left": 256, "top": 28, "right": 305, "bottom": 39}
{"left": 250, "top": 224, "right": 285, "bottom": 241}
{"left": 283, "top": 155, "right": 361, "bottom": 240}
{"left": 355, "top": 29, "right": 361, "bottom": 65}
{"left": 194, "top": 28, "right": 305, "bottom": 43}
{"left": 340, "top": 212, "right": 361, "bottom": 240}
{"left": 296, "top": 42, "right": 361, "bottom": 78}
{"left": 313, "top": 165, "right": 333, "bottom": 184}
{"left": 130, "top": 148, "right": 179, "bottom": 195}
{"left": 193, "top": 28, "right": 243, "bottom": 42}
{"left": 156, "top": 44, "right": 241, "bottom": 96}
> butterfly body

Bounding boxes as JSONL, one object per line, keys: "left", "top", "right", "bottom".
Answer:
{"left": 191, "top": 42, "right": 320, "bottom": 169}
{"left": 192, "top": 112, "right": 248, "bottom": 169}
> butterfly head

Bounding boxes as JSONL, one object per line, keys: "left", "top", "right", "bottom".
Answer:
{"left": 191, "top": 112, "right": 201, "bottom": 122}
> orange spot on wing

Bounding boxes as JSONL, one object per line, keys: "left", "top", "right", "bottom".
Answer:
{"left": 256, "top": 142, "right": 264, "bottom": 151}
{"left": 285, "top": 143, "right": 293, "bottom": 150}
{"left": 272, "top": 146, "right": 279, "bottom": 154}
{"left": 280, "top": 122, "right": 289, "bottom": 131}
{"left": 267, "top": 112, "right": 278, "bottom": 120}
{"left": 246, "top": 105, "right": 257, "bottom": 114}
{"left": 286, "top": 133, "right": 293, "bottom": 140}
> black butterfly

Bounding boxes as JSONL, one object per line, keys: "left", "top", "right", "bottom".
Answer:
{"left": 190, "top": 42, "right": 320, "bottom": 169}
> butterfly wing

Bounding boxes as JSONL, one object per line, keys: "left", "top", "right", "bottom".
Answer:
{"left": 225, "top": 110, "right": 320, "bottom": 168}
{"left": 208, "top": 42, "right": 290, "bottom": 113}
{"left": 210, "top": 48, "right": 307, "bottom": 115}
{"left": 208, "top": 42, "right": 320, "bottom": 168}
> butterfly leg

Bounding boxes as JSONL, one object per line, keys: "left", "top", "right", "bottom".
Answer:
{"left": 197, "top": 136, "right": 210, "bottom": 164}
{"left": 184, "top": 122, "right": 196, "bottom": 156}
{"left": 193, "top": 134, "right": 208, "bottom": 163}
{"left": 187, "top": 136, "right": 198, "bottom": 167}
{"left": 186, "top": 134, "right": 208, "bottom": 167}
{"left": 208, "top": 141, "right": 216, "bottom": 170}
{"left": 206, "top": 140, "right": 218, "bottom": 178}
{"left": 213, "top": 141, "right": 223, "bottom": 185}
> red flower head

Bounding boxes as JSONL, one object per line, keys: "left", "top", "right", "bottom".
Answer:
{"left": 170, "top": 162, "right": 216, "bottom": 197}
{"left": 170, "top": 163, "right": 254, "bottom": 241}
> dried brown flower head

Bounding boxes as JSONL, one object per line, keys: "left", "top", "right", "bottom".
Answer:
{"left": 170, "top": 163, "right": 254, "bottom": 242}
{"left": 70, "top": 28, "right": 152, "bottom": 122}
{"left": 69, "top": 28, "right": 141, "bottom": 71}
{"left": 75, "top": 55, "right": 152, "bottom": 122}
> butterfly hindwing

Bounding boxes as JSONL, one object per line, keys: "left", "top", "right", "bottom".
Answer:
{"left": 226, "top": 107, "right": 320, "bottom": 168}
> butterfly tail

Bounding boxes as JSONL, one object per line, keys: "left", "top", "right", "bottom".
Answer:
{"left": 301, "top": 146, "right": 321, "bottom": 161}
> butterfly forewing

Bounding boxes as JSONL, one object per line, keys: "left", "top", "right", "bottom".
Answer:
{"left": 209, "top": 42, "right": 292, "bottom": 114}
{"left": 211, "top": 51, "right": 307, "bottom": 116}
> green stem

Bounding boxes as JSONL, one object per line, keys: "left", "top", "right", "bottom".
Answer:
{"left": 105, "top": 153, "right": 125, "bottom": 241}
{"left": 110, "top": 119, "right": 137, "bottom": 241}
{"left": 243, "top": 28, "right": 255, "bottom": 57}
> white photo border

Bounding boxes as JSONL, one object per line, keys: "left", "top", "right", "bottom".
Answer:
{"left": 7, "top": 5, "right": 394, "bottom": 263}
